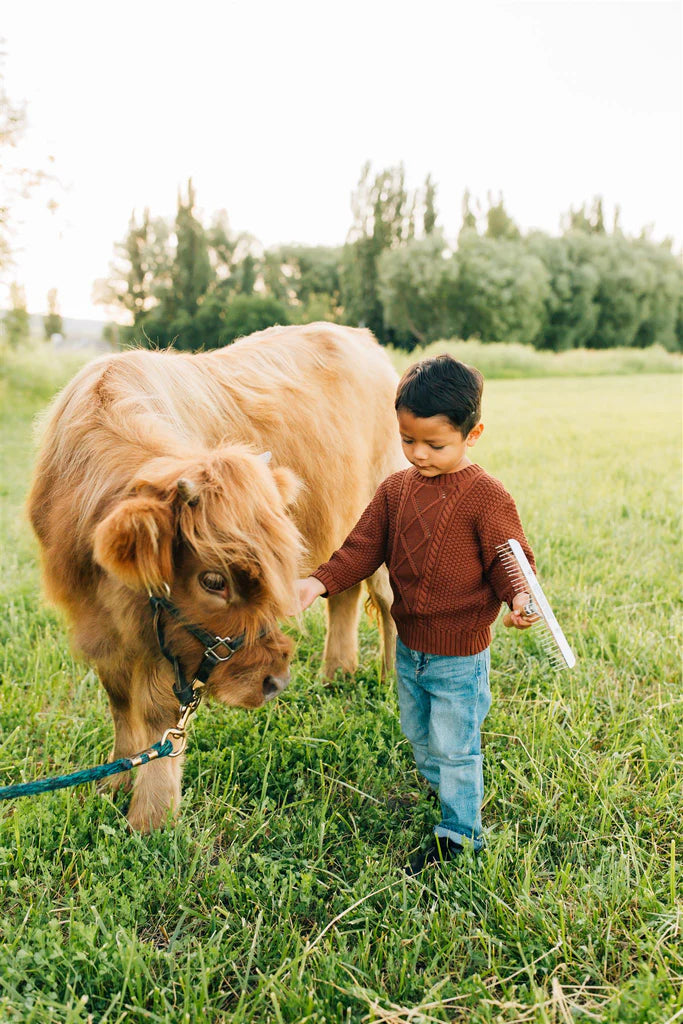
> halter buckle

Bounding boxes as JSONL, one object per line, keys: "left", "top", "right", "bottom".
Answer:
{"left": 205, "top": 636, "right": 237, "bottom": 662}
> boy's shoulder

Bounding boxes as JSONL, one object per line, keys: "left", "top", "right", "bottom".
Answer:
{"left": 466, "top": 466, "right": 520, "bottom": 514}
{"left": 470, "top": 466, "right": 512, "bottom": 497}
{"left": 379, "top": 466, "right": 413, "bottom": 492}
{"left": 374, "top": 467, "right": 419, "bottom": 508}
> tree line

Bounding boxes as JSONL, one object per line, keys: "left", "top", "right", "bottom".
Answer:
{"left": 1, "top": 45, "right": 681, "bottom": 354}
{"left": 97, "top": 166, "right": 682, "bottom": 353}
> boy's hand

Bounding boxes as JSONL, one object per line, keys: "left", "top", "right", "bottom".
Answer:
{"left": 295, "top": 576, "right": 327, "bottom": 612}
{"left": 504, "top": 592, "right": 538, "bottom": 629}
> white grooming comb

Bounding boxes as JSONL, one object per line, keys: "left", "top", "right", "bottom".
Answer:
{"left": 496, "top": 538, "right": 576, "bottom": 670}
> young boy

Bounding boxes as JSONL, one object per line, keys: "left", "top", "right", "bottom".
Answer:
{"left": 297, "top": 355, "right": 535, "bottom": 873}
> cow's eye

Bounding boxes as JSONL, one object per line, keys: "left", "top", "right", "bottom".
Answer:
{"left": 199, "top": 571, "right": 227, "bottom": 593}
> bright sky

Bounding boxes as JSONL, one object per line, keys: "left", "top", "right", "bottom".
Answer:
{"left": 2, "top": 0, "right": 681, "bottom": 321}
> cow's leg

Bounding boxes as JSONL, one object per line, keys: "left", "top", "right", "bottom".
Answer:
{"left": 98, "top": 665, "right": 135, "bottom": 796}
{"left": 323, "top": 584, "right": 362, "bottom": 677}
{"left": 366, "top": 566, "right": 396, "bottom": 678}
{"left": 121, "top": 663, "right": 183, "bottom": 832}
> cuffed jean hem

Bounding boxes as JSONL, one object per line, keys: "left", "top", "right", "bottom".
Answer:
{"left": 434, "top": 825, "right": 486, "bottom": 852}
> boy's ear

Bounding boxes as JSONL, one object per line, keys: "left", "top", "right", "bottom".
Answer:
{"left": 466, "top": 423, "right": 484, "bottom": 447}
{"left": 93, "top": 496, "right": 174, "bottom": 591}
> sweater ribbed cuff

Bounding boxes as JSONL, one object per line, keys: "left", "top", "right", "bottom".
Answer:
{"left": 310, "top": 567, "right": 340, "bottom": 598}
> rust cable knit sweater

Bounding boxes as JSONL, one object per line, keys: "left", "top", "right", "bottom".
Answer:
{"left": 312, "top": 464, "right": 535, "bottom": 657}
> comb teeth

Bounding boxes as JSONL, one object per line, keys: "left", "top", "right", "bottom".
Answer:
{"left": 496, "top": 539, "right": 576, "bottom": 670}
{"left": 532, "top": 621, "right": 565, "bottom": 668}
{"left": 496, "top": 543, "right": 528, "bottom": 593}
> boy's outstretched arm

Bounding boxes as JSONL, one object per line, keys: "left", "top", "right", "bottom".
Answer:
{"left": 293, "top": 478, "right": 391, "bottom": 614}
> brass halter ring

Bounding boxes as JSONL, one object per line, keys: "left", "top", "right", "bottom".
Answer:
{"left": 160, "top": 686, "right": 204, "bottom": 757}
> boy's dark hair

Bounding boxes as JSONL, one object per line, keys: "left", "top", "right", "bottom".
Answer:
{"left": 394, "top": 354, "right": 484, "bottom": 436}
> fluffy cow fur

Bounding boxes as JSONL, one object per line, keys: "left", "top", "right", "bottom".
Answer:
{"left": 27, "top": 323, "right": 404, "bottom": 830}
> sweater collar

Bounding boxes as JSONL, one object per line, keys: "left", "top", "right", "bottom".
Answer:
{"left": 410, "top": 463, "right": 483, "bottom": 487}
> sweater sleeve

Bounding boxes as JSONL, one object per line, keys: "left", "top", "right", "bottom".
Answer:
{"left": 311, "top": 480, "right": 390, "bottom": 597}
{"left": 478, "top": 493, "right": 536, "bottom": 608}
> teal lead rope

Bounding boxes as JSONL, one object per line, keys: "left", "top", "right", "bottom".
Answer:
{"left": 0, "top": 738, "right": 174, "bottom": 801}
{"left": 0, "top": 589, "right": 215, "bottom": 805}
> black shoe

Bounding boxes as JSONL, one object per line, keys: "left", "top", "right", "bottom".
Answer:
{"left": 407, "top": 835, "right": 464, "bottom": 875}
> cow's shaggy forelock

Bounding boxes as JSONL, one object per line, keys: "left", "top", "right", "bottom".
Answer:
{"left": 134, "top": 446, "right": 305, "bottom": 639}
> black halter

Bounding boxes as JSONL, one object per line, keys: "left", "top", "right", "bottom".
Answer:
{"left": 149, "top": 592, "right": 269, "bottom": 707}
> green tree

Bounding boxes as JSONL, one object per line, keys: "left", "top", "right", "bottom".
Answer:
{"left": 458, "top": 189, "right": 478, "bottom": 240}
{"left": 526, "top": 233, "right": 600, "bottom": 350}
{"left": 261, "top": 249, "right": 292, "bottom": 306}
{"left": 3, "top": 281, "right": 29, "bottom": 345}
{"left": 485, "top": 192, "right": 520, "bottom": 240}
{"left": 237, "top": 252, "right": 256, "bottom": 295}
{"left": 341, "top": 235, "right": 382, "bottom": 335}
{"left": 588, "top": 236, "right": 644, "bottom": 347}
{"left": 378, "top": 234, "right": 458, "bottom": 347}
{"left": 592, "top": 197, "right": 605, "bottom": 234}
{"left": 171, "top": 179, "right": 214, "bottom": 317}
{"left": 220, "top": 294, "right": 290, "bottom": 344}
{"left": 563, "top": 196, "right": 608, "bottom": 235}
{"left": 206, "top": 210, "right": 239, "bottom": 283}
{"left": 100, "top": 185, "right": 246, "bottom": 351}
{"left": 43, "top": 287, "right": 63, "bottom": 339}
{"left": 631, "top": 242, "right": 682, "bottom": 350}
{"left": 295, "top": 291, "right": 341, "bottom": 325}
{"left": 93, "top": 209, "right": 171, "bottom": 325}
{"left": 267, "top": 244, "right": 342, "bottom": 316}
{"left": 455, "top": 235, "right": 550, "bottom": 345}
{"left": 584, "top": 235, "right": 682, "bottom": 350}
{"left": 341, "top": 162, "right": 412, "bottom": 341}
{"left": 423, "top": 174, "right": 437, "bottom": 235}
{"left": 612, "top": 205, "right": 622, "bottom": 235}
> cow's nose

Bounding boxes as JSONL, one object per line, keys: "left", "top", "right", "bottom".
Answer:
{"left": 262, "top": 673, "right": 289, "bottom": 701}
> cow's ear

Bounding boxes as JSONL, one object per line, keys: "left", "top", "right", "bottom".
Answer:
{"left": 271, "top": 466, "right": 301, "bottom": 508}
{"left": 93, "top": 496, "right": 174, "bottom": 591}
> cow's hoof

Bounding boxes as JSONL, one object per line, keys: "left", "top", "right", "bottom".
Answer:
{"left": 126, "top": 807, "right": 161, "bottom": 833}
{"left": 126, "top": 795, "right": 178, "bottom": 833}
{"left": 322, "top": 661, "right": 358, "bottom": 681}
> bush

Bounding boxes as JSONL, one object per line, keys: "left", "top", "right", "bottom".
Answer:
{"left": 220, "top": 294, "right": 290, "bottom": 344}
{"left": 124, "top": 293, "right": 291, "bottom": 351}
{"left": 454, "top": 234, "right": 551, "bottom": 346}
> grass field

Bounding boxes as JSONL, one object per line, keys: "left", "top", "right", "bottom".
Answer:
{"left": 0, "top": 346, "right": 681, "bottom": 1023}
{"left": 386, "top": 340, "right": 681, "bottom": 379}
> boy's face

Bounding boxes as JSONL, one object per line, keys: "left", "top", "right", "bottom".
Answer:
{"left": 397, "top": 409, "right": 483, "bottom": 477}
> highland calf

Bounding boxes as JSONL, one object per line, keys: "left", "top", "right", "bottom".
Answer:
{"left": 28, "top": 323, "right": 404, "bottom": 830}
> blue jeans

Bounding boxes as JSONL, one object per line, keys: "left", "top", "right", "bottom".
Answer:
{"left": 395, "top": 637, "right": 492, "bottom": 851}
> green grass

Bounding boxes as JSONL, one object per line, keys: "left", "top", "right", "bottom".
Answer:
{"left": 0, "top": 345, "right": 681, "bottom": 1022}
{"left": 388, "top": 339, "right": 681, "bottom": 378}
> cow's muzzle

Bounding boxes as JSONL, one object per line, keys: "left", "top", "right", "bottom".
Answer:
{"left": 262, "top": 673, "right": 290, "bottom": 701}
